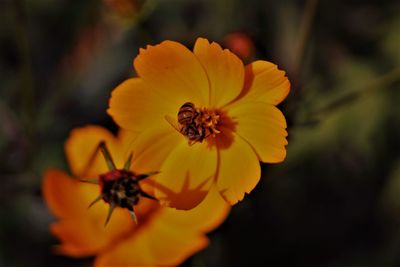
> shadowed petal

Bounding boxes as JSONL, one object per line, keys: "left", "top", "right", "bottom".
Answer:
{"left": 154, "top": 141, "right": 217, "bottom": 210}
{"left": 94, "top": 186, "right": 229, "bottom": 267}
{"left": 159, "top": 185, "right": 230, "bottom": 233}
{"left": 194, "top": 38, "right": 244, "bottom": 107}
{"left": 94, "top": 217, "right": 208, "bottom": 267}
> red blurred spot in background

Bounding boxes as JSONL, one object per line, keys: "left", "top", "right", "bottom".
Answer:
{"left": 224, "top": 32, "right": 255, "bottom": 61}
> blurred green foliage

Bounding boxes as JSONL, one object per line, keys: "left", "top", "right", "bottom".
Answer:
{"left": 1, "top": 0, "right": 400, "bottom": 266}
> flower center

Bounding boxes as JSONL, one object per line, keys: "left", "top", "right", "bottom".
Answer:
{"left": 80, "top": 141, "right": 159, "bottom": 226}
{"left": 197, "top": 107, "right": 221, "bottom": 136}
{"left": 174, "top": 102, "right": 221, "bottom": 145}
{"left": 99, "top": 169, "right": 141, "bottom": 210}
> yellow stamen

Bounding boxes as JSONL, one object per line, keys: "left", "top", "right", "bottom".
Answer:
{"left": 197, "top": 107, "right": 221, "bottom": 137}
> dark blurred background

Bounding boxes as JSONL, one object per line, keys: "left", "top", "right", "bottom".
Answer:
{"left": 1, "top": 0, "right": 400, "bottom": 266}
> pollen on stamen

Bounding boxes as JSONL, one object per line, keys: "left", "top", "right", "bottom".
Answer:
{"left": 165, "top": 102, "right": 222, "bottom": 145}
{"left": 198, "top": 107, "right": 221, "bottom": 138}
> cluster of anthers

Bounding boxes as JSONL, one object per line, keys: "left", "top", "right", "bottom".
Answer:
{"left": 166, "top": 102, "right": 221, "bottom": 145}
{"left": 197, "top": 106, "right": 221, "bottom": 137}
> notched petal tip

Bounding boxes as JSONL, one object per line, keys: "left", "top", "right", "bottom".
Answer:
{"left": 216, "top": 135, "right": 261, "bottom": 205}
{"left": 194, "top": 36, "right": 244, "bottom": 107}
{"left": 195, "top": 37, "right": 210, "bottom": 44}
{"left": 218, "top": 184, "right": 256, "bottom": 205}
{"left": 133, "top": 39, "right": 210, "bottom": 106}
{"left": 218, "top": 190, "right": 243, "bottom": 206}
{"left": 239, "top": 60, "right": 290, "bottom": 106}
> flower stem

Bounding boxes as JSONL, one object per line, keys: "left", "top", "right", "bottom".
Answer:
{"left": 301, "top": 67, "right": 400, "bottom": 124}
{"left": 285, "top": 0, "right": 319, "bottom": 122}
{"left": 293, "top": 0, "right": 318, "bottom": 81}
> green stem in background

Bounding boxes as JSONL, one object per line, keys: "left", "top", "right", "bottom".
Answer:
{"left": 293, "top": 0, "right": 318, "bottom": 81}
{"left": 136, "top": 0, "right": 157, "bottom": 23}
{"left": 285, "top": 0, "right": 318, "bottom": 120}
{"left": 302, "top": 67, "right": 400, "bottom": 123}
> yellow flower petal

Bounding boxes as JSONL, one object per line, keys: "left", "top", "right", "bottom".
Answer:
{"left": 94, "top": 216, "right": 208, "bottom": 267}
{"left": 108, "top": 78, "right": 176, "bottom": 132}
{"left": 134, "top": 40, "right": 210, "bottom": 107}
{"left": 130, "top": 124, "right": 182, "bottom": 174}
{"left": 154, "top": 141, "right": 217, "bottom": 210}
{"left": 94, "top": 186, "right": 229, "bottom": 267}
{"left": 239, "top": 60, "right": 290, "bottom": 105}
{"left": 117, "top": 128, "right": 139, "bottom": 150}
{"left": 228, "top": 101, "right": 288, "bottom": 163}
{"left": 45, "top": 122, "right": 231, "bottom": 265}
{"left": 50, "top": 216, "right": 129, "bottom": 258}
{"left": 193, "top": 38, "right": 244, "bottom": 107}
{"left": 159, "top": 185, "right": 230, "bottom": 233}
{"left": 43, "top": 169, "right": 133, "bottom": 256}
{"left": 65, "top": 125, "right": 124, "bottom": 178}
{"left": 43, "top": 169, "right": 91, "bottom": 218}
{"left": 216, "top": 134, "right": 261, "bottom": 204}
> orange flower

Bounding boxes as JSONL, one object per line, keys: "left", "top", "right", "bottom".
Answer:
{"left": 42, "top": 125, "right": 230, "bottom": 266}
{"left": 108, "top": 37, "right": 290, "bottom": 210}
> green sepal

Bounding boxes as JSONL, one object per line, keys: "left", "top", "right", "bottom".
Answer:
{"left": 123, "top": 153, "right": 133, "bottom": 171}
{"left": 99, "top": 141, "right": 117, "bottom": 171}
{"left": 104, "top": 203, "right": 116, "bottom": 227}
{"left": 136, "top": 171, "right": 160, "bottom": 181}
{"left": 129, "top": 210, "right": 138, "bottom": 224}
{"left": 88, "top": 194, "right": 103, "bottom": 208}
{"left": 79, "top": 178, "right": 99, "bottom": 184}
{"left": 140, "top": 190, "right": 157, "bottom": 201}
